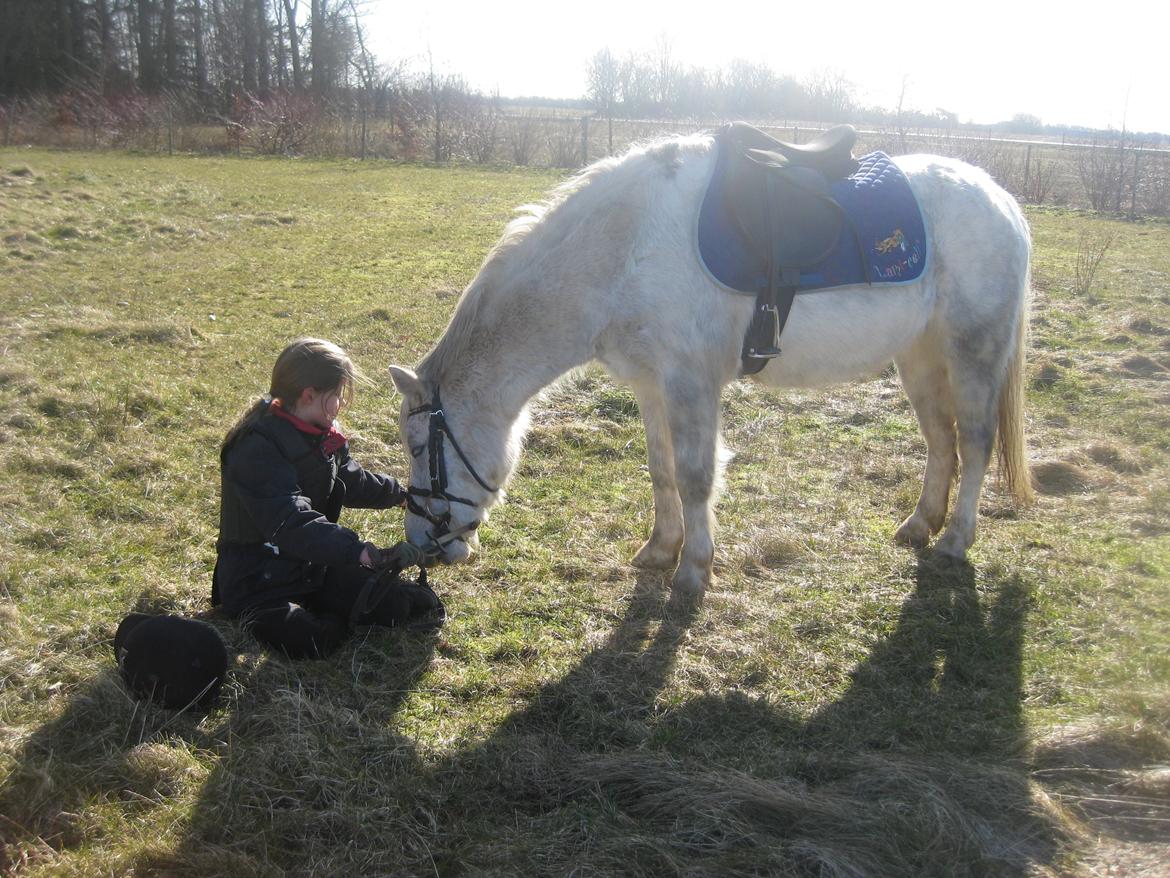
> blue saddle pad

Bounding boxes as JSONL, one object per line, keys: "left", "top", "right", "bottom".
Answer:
{"left": 697, "top": 150, "right": 928, "bottom": 296}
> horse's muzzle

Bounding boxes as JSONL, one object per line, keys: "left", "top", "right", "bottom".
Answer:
{"left": 404, "top": 509, "right": 479, "bottom": 565}
{"left": 437, "top": 535, "right": 474, "bottom": 565}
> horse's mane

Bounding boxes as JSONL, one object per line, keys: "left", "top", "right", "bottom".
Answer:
{"left": 417, "top": 136, "right": 697, "bottom": 387}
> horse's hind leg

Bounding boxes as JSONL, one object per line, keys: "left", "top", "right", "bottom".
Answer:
{"left": 894, "top": 334, "right": 958, "bottom": 549}
{"left": 630, "top": 378, "right": 684, "bottom": 569}
{"left": 935, "top": 340, "right": 1006, "bottom": 560}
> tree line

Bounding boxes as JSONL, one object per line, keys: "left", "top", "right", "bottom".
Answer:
{"left": 586, "top": 47, "right": 856, "bottom": 123}
{"left": 583, "top": 44, "right": 971, "bottom": 140}
{"left": 0, "top": 0, "right": 373, "bottom": 107}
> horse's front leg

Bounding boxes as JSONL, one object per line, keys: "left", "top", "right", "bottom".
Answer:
{"left": 663, "top": 371, "right": 721, "bottom": 598}
{"left": 631, "top": 379, "right": 684, "bottom": 569}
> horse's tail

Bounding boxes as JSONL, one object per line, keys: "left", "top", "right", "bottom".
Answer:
{"left": 996, "top": 275, "right": 1034, "bottom": 506}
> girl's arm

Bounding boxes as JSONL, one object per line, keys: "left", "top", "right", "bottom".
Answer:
{"left": 334, "top": 445, "right": 408, "bottom": 509}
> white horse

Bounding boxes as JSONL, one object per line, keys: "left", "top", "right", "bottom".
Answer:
{"left": 389, "top": 131, "right": 1033, "bottom": 598}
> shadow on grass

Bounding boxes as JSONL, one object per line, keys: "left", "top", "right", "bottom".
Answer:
{"left": 2, "top": 561, "right": 1074, "bottom": 876}
{"left": 399, "top": 558, "right": 1068, "bottom": 876}
{"left": 0, "top": 618, "right": 437, "bottom": 877}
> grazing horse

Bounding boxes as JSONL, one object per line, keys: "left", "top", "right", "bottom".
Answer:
{"left": 389, "top": 131, "right": 1032, "bottom": 598}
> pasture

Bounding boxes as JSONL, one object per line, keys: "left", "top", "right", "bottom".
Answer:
{"left": 1, "top": 149, "right": 1168, "bottom": 876}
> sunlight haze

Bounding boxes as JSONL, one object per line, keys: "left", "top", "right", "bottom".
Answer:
{"left": 365, "top": 0, "right": 1169, "bottom": 134}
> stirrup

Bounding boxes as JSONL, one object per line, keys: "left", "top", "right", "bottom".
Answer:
{"left": 747, "top": 303, "right": 783, "bottom": 359}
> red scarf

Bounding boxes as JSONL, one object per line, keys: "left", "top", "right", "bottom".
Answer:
{"left": 270, "top": 399, "right": 348, "bottom": 456}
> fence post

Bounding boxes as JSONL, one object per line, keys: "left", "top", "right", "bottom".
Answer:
{"left": 1023, "top": 143, "right": 1032, "bottom": 197}
{"left": 1114, "top": 142, "right": 1126, "bottom": 214}
{"left": 580, "top": 115, "right": 589, "bottom": 165}
{"left": 1129, "top": 150, "right": 1141, "bottom": 220}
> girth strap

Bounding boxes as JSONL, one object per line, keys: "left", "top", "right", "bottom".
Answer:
{"left": 734, "top": 152, "right": 847, "bottom": 375}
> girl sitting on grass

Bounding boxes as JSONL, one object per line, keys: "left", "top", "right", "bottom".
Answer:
{"left": 213, "top": 337, "right": 438, "bottom": 658}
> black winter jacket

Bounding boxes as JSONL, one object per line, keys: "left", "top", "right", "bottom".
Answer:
{"left": 212, "top": 409, "right": 406, "bottom": 615}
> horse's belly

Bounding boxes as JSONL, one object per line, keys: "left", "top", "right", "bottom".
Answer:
{"left": 754, "top": 284, "right": 933, "bottom": 388}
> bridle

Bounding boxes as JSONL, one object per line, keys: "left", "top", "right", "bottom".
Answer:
{"left": 405, "top": 386, "right": 499, "bottom": 557}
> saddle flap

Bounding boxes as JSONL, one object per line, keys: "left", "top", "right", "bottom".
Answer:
{"left": 725, "top": 151, "right": 844, "bottom": 269}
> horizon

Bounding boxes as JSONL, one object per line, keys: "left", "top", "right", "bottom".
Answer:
{"left": 364, "top": 0, "right": 1170, "bottom": 136}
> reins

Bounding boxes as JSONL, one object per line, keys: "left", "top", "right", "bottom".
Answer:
{"left": 405, "top": 386, "right": 499, "bottom": 556}
{"left": 350, "top": 564, "right": 447, "bottom": 632}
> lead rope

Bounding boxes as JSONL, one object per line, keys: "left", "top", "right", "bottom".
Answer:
{"left": 350, "top": 559, "right": 448, "bottom": 632}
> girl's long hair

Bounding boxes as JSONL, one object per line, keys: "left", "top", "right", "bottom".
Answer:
{"left": 221, "top": 338, "right": 360, "bottom": 455}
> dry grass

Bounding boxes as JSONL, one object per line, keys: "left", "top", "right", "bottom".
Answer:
{"left": 1, "top": 150, "right": 1168, "bottom": 875}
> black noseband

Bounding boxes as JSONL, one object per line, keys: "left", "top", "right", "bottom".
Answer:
{"left": 406, "top": 387, "right": 499, "bottom": 552}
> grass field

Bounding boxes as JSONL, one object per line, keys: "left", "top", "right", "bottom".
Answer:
{"left": 1, "top": 148, "right": 1168, "bottom": 876}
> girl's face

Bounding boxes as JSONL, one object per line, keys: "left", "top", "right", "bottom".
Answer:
{"left": 295, "top": 384, "right": 346, "bottom": 429}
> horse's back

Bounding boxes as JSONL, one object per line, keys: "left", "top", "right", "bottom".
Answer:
{"left": 898, "top": 153, "right": 1030, "bottom": 265}
{"left": 898, "top": 153, "right": 1031, "bottom": 323}
{"left": 752, "top": 153, "right": 1029, "bottom": 389}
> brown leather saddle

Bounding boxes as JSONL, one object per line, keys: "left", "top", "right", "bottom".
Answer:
{"left": 706, "top": 123, "right": 860, "bottom": 373}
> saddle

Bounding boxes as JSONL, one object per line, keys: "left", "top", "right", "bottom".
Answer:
{"left": 705, "top": 123, "right": 860, "bottom": 374}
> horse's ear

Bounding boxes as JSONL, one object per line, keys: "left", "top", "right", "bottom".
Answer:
{"left": 388, "top": 365, "right": 423, "bottom": 398}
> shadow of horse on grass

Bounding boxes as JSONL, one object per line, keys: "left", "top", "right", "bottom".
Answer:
{"left": 2, "top": 560, "right": 1071, "bottom": 876}
{"left": 407, "top": 559, "right": 1066, "bottom": 876}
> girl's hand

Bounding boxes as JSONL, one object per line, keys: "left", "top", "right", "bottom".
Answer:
{"left": 359, "top": 542, "right": 381, "bottom": 568}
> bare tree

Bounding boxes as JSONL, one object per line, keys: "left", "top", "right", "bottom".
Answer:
{"left": 586, "top": 47, "right": 618, "bottom": 153}
{"left": 895, "top": 74, "right": 910, "bottom": 153}
{"left": 242, "top": 0, "right": 257, "bottom": 91}
{"left": 1077, "top": 134, "right": 1128, "bottom": 212}
{"left": 803, "top": 67, "right": 855, "bottom": 122}
{"left": 726, "top": 59, "right": 774, "bottom": 116}
{"left": 309, "top": 0, "right": 324, "bottom": 94}
{"left": 651, "top": 32, "right": 677, "bottom": 111}
{"left": 282, "top": 0, "right": 303, "bottom": 91}
{"left": 344, "top": 0, "right": 377, "bottom": 157}
{"left": 192, "top": 0, "right": 210, "bottom": 102}
{"left": 255, "top": 0, "right": 271, "bottom": 93}
{"left": 136, "top": 0, "right": 159, "bottom": 91}
{"left": 617, "top": 51, "right": 652, "bottom": 116}
{"left": 162, "top": 0, "right": 179, "bottom": 86}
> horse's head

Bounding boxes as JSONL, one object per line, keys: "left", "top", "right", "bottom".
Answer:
{"left": 389, "top": 365, "right": 506, "bottom": 565}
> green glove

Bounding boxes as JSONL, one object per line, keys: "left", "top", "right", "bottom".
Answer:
{"left": 385, "top": 540, "right": 424, "bottom": 569}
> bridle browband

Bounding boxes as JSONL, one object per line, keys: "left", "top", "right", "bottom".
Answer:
{"left": 405, "top": 386, "right": 499, "bottom": 556}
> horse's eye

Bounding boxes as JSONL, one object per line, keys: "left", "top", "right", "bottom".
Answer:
{"left": 410, "top": 443, "right": 426, "bottom": 458}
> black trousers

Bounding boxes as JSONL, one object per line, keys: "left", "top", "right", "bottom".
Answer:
{"left": 240, "top": 563, "right": 402, "bottom": 659}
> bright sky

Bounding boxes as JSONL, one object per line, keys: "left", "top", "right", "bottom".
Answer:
{"left": 364, "top": 0, "right": 1170, "bottom": 135}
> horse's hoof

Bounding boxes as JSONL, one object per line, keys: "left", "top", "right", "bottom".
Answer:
{"left": 670, "top": 566, "right": 709, "bottom": 601}
{"left": 667, "top": 585, "right": 704, "bottom": 614}
{"left": 894, "top": 515, "right": 932, "bottom": 551}
{"left": 633, "top": 540, "right": 681, "bottom": 570}
{"left": 934, "top": 530, "right": 970, "bottom": 561}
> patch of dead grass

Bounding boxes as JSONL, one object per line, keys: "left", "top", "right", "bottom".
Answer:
{"left": 1032, "top": 459, "right": 1096, "bottom": 496}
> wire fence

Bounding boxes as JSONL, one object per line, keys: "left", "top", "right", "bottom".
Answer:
{"left": 3, "top": 94, "right": 1168, "bottom": 216}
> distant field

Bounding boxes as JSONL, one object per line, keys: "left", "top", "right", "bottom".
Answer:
{"left": 1, "top": 149, "right": 1168, "bottom": 876}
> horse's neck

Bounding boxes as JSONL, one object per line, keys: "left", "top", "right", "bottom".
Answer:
{"left": 431, "top": 157, "right": 657, "bottom": 427}
{"left": 431, "top": 281, "right": 595, "bottom": 433}
{"left": 449, "top": 325, "right": 587, "bottom": 428}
